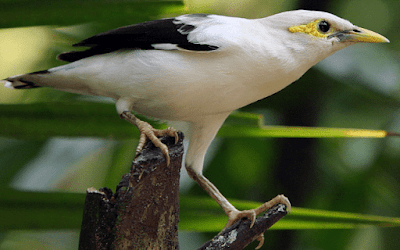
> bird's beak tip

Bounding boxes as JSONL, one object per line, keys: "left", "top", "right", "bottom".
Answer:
{"left": 346, "top": 27, "right": 389, "bottom": 44}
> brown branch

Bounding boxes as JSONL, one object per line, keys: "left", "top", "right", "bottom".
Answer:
{"left": 78, "top": 129, "right": 287, "bottom": 249}
{"left": 199, "top": 204, "right": 289, "bottom": 250}
{"left": 79, "top": 132, "right": 184, "bottom": 250}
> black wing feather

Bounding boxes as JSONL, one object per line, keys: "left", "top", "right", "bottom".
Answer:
{"left": 57, "top": 15, "right": 219, "bottom": 62}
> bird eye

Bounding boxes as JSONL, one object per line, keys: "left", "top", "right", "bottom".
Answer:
{"left": 318, "top": 20, "right": 330, "bottom": 33}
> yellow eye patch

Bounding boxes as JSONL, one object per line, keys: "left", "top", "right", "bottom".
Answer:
{"left": 289, "top": 19, "right": 334, "bottom": 38}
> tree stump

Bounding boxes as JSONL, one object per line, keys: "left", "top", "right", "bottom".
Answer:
{"left": 79, "top": 132, "right": 184, "bottom": 249}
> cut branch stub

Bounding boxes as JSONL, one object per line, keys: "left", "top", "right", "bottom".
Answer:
{"left": 199, "top": 204, "right": 288, "bottom": 250}
{"left": 113, "top": 132, "right": 184, "bottom": 249}
{"left": 79, "top": 132, "right": 184, "bottom": 250}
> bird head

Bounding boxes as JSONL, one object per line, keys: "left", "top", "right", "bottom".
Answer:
{"left": 263, "top": 10, "right": 389, "bottom": 66}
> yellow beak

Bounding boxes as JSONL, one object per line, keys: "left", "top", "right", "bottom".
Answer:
{"left": 331, "top": 27, "right": 389, "bottom": 43}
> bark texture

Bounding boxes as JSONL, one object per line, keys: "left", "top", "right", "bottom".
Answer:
{"left": 199, "top": 204, "right": 288, "bottom": 250}
{"left": 79, "top": 132, "right": 184, "bottom": 250}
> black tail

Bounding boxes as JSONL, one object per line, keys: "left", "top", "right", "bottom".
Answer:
{"left": 2, "top": 70, "right": 50, "bottom": 89}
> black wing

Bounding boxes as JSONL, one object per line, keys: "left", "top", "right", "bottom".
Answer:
{"left": 57, "top": 14, "right": 219, "bottom": 62}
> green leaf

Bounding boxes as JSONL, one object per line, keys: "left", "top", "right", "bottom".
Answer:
{"left": 0, "top": 102, "right": 396, "bottom": 140}
{"left": 218, "top": 124, "right": 391, "bottom": 138}
{"left": 276, "top": 207, "right": 400, "bottom": 230}
{"left": 0, "top": 102, "right": 165, "bottom": 140}
{"left": 179, "top": 196, "right": 400, "bottom": 232}
{"left": 221, "top": 111, "right": 396, "bottom": 138}
{"left": 2, "top": 191, "right": 399, "bottom": 232}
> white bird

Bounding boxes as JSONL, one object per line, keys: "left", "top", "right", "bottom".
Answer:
{"left": 2, "top": 9, "right": 389, "bottom": 244}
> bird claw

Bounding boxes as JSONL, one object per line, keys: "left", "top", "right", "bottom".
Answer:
{"left": 224, "top": 194, "right": 291, "bottom": 230}
{"left": 225, "top": 209, "right": 257, "bottom": 229}
{"left": 255, "top": 233, "right": 265, "bottom": 249}
{"left": 135, "top": 121, "right": 178, "bottom": 166}
{"left": 253, "top": 194, "right": 292, "bottom": 214}
{"left": 220, "top": 195, "right": 290, "bottom": 248}
{"left": 121, "top": 111, "right": 178, "bottom": 166}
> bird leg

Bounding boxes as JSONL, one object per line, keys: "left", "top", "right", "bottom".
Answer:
{"left": 186, "top": 166, "right": 291, "bottom": 248}
{"left": 120, "top": 111, "right": 178, "bottom": 165}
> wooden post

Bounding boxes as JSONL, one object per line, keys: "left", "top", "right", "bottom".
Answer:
{"left": 79, "top": 132, "right": 184, "bottom": 249}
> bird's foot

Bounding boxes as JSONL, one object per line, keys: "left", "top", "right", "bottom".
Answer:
{"left": 225, "top": 208, "right": 257, "bottom": 229}
{"left": 136, "top": 120, "right": 178, "bottom": 165}
{"left": 225, "top": 194, "right": 291, "bottom": 229}
{"left": 120, "top": 111, "right": 178, "bottom": 165}
{"left": 188, "top": 172, "right": 290, "bottom": 249}
{"left": 224, "top": 194, "right": 291, "bottom": 248}
{"left": 252, "top": 194, "right": 291, "bottom": 216}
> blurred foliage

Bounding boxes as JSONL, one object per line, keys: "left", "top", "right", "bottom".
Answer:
{"left": 1, "top": 0, "right": 400, "bottom": 249}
